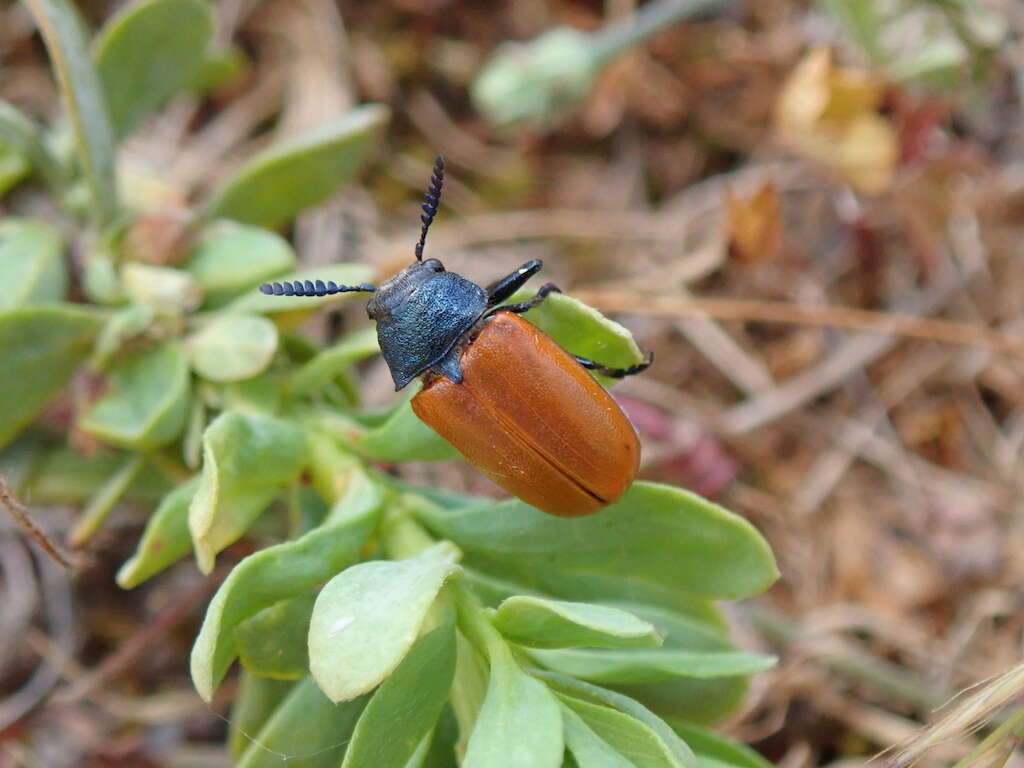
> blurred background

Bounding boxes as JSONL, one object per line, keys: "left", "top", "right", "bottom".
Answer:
{"left": 2, "top": 0, "right": 1024, "bottom": 765}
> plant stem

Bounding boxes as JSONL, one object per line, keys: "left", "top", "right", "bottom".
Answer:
{"left": 590, "top": 0, "right": 735, "bottom": 66}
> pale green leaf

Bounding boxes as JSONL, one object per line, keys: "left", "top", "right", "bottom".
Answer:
{"left": 494, "top": 596, "right": 661, "bottom": 650}
{"left": 561, "top": 706, "right": 634, "bottom": 768}
{"left": 117, "top": 475, "right": 198, "bottom": 588}
{"left": 229, "top": 673, "right": 295, "bottom": 761}
{"left": 184, "top": 221, "right": 295, "bottom": 307}
{"left": 527, "top": 647, "right": 777, "bottom": 685}
{"left": 558, "top": 693, "right": 686, "bottom": 768}
{"left": 186, "top": 313, "right": 278, "bottom": 382}
{"left": 235, "top": 595, "right": 315, "bottom": 680}
{"left": 0, "top": 219, "right": 66, "bottom": 308}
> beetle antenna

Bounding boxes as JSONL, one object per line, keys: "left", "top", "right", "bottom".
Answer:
{"left": 259, "top": 280, "right": 376, "bottom": 297}
{"left": 415, "top": 155, "right": 444, "bottom": 261}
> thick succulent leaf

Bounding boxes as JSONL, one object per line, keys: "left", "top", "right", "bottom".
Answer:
{"left": 236, "top": 676, "right": 368, "bottom": 768}
{"left": 93, "top": 0, "right": 213, "bottom": 139}
{"left": 191, "top": 463, "right": 381, "bottom": 702}
{"left": 667, "top": 721, "right": 774, "bottom": 768}
{"left": 493, "top": 596, "right": 661, "bottom": 650}
{"left": 187, "top": 410, "right": 306, "bottom": 573}
{"left": 80, "top": 342, "right": 191, "bottom": 450}
{"left": 354, "top": 387, "right": 460, "bottom": 463}
{"left": 0, "top": 305, "right": 103, "bottom": 449}
{"left": 514, "top": 290, "right": 645, "bottom": 386}
{"left": 561, "top": 705, "right": 634, "bottom": 768}
{"left": 558, "top": 693, "right": 688, "bottom": 768}
{"left": 229, "top": 673, "right": 295, "bottom": 761}
{"left": 184, "top": 222, "right": 295, "bottom": 307}
{"left": 227, "top": 262, "right": 373, "bottom": 316}
{"left": 186, "top": 313, "right": 279, "bottom": 382}
{"left": 117, "top": 475, "right": 198, "bottom": 588}
{"left": 0, "top": 145, "right": 29, "bottom": 195}
{"left": 526, "top": 648, "right": 776, "bottom": 685}
{"left": 614, "top": 677, "right": 749, "bottom": 730}
{"left": 206, "top": 104, "right": 390, "bottom": 228}
{"left": 309, "top": 542, "right": 461, "bottom": 703}
{"left": 22, "top": 0, "right": 118, "bottom": 222}
{"left": 0, "top": 100, "right": 62, "bottom": 188}
{"left": 235, "top": 595, "right": 316, "bottom": 680}
{"left": 0, "top": 219, "right": 66, "bottom": 308}
{"left": 89, "top": 304, "right": 155, "bottom": 372}
{"left": 341, "top": 621, "right": 457, "bottom": 768}
{"left": 532, "top": 671, "right": 697, "bottom": 768}
{"left": 415, "top": 482, "right": 778, "bottom": 601}
{"left": 289, "top": 325, "right": 379, "bottom": 397}
{"left": 463, "top": 643, "right": 563, "bottom": 768}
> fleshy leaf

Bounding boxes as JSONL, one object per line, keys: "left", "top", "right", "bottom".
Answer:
{"left": 561, "top": 705, "right": 634, "bottom": 768}
{"left": 93, "top": 0, "right": 214, "bottom": 139}
{"left": 532, "top": 671, "right": 697, "bottom": 768}
{"left": 558, "top": 693, "right": 689, "bottom": 768}
{"left": 235, "top": 595, "right": 316, "bottom": 680}
{"left": 667, "top": 720, "right": 774, "bottom": 768}
{"left": 414, "top": 482, "right": 778, "bottom": 601}
{"left": 309, "top": 541, "right": 461, "bottom": 703}
{"left": 354, "top": 387, "right": 460, "bottom": 463}
{"left": 493, "top": 596, "right": 661, "bottom": 650}
{"left": 341, "top": 621, "right": 457, "bottom": 768}
{"left": 463, "top": 642, "right": 563, "bottom": 768}
{"left": 80, "top": 342, "right": 191, "bottom": 450}
{"left": 289, "top": 324, "right": 379, "bottom": 397}
{"left": 187, "top": 410, "right": 306, "bottom": 573}
{"left": 24, "top": 446, "right": 169, "bottom": 503}
{"left": 206, "top": 104, "right": 390, "bottom": 228}
{"left": 23, "top": 0, "right": 118, "bottom": 222}
{"left": 0, "top": 144, "right": 29, "bottom": 195}
{"left": 236, "top": 677, "right": 368, "bottom": 768}
{"left": 186, "top": 313, "right": 279, "bottom": 382}
{"left": 191, "top": 461, "right": 381, "bottom": 701}
{"left": 116, "top": 476, "right": 198, "bottom": 588}
{"left": 0, "top": 100, "right": 63, "bottom": 189}
{"left": 184, "top": 222, "right": 295, "bottom": 307}
{"left": 90, "top": 304, "right": 155, "bottom": 372}
{"left": 526, "top": 647, "right": 776, "bottom": 685}
{"left": 229, "top": 673, "right": 295, "bottom": 761}
{"left": 0, "top": 219, "right": 66, "bottom": 308}
{"left": 0, "top": 305, "right": 103, "bottom": 449}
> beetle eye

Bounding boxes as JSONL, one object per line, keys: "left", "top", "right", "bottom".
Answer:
{"left": 422, "top": 258, "right": 445, "bottom": 273}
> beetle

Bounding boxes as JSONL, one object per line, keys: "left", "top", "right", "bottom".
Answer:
{"left": 260, "top": 156, "right": 651, "bottom": 516}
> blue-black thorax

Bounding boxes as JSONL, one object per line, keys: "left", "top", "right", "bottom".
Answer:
{"left": 367, "top": 259, "right": 487, "bottom": 390}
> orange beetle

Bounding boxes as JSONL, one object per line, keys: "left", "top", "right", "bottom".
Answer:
{"left": 260, "top": 157, "right": 651, "bottom": 516}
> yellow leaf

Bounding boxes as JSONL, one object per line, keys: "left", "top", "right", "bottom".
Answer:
{"left": 725, "top": 181, "right": 782, "bottom": 264}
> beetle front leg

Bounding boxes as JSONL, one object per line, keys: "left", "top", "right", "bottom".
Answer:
{"left": 485, "top": 260, "right": 544, "bottom": 307}
{"left": 489, "top": 282, "right": 561, "bottom": 316}
{"left": 573, "top": 350, "right": 654, "bottom": 379}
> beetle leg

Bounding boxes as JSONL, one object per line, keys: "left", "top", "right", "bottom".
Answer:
{"left": 573, "top": 350, "right": 654, "bottom": 379}
{"left": 485, "top": 260, "right": 544, "bottom": 307}
{"left": 489, "top": 281, "right": 561, "bottom": 315}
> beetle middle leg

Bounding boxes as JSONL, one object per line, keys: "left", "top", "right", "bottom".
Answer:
{"left": 489, "top": 282, "right": 561, "bottom": 316}
{"left": 573, "top": 351, "right": 654, "bottom": 379}
{"left": 485, "top": 260, "right": 544, "bottom": 307}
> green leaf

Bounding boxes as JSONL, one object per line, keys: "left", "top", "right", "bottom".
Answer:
{"left": 415, "top": 482, "right": 778, "bottom": 601}
{"left": 289, "top": 325, "right": 378, "bottom": 397}
{"left": 354, "top": 387, "right": 460, "bottom": 463}
{"left": 120, "top": 262, "right": 202, "bottom": 314}
{"left": 23, "top": 0, "right": 118, "bottom": 223}
{"left": 558, "top": 693, "right": 687, "bottom": 768}
{"left": 0, "top": 305, "right": 103, "bottom": 449}
{"left": 463, "top": 642, "right": 563, "bottom": 768}
{"left": 527, "top": 648, "right": 776, "bottom": 685}
{"left": 206, "top": 104, "right": 390, "bottom": 228}
{"left": 187, "top": 410, "right": 306, "bottom": 573}
{"left": 533, "top": 671, "right": 697, "bottom": 768}
{"left": 342, "top": 621, "right": 457, "bottom": 768}
{"left": 89, "top": 304, "right": 155, "bottom": 371}
{"left": 186, "top": 313, "right": 279, "bottom": 382}
{"left": 515, "top": 290, "right": 645, "bottom": 386}
{"left": 93, "top": 0, "right": 214, "bottom": 139}
{"left": 561, "top": 706, "right": 634, "bottom": 768}
{"left": 185, "top": 45, "right": 248, "bottom": 94}
{"left": 229, "top": 673, "right": 295, "bottom": 760}
{"left": 191, "top": 461, "right": 381, "bottom": 702}
{"left": 81, "top": 342, "right": 191, "bottom": 450}
{"left": 24, "top": 446, "right": 170, "bottom": 503}
{"left": 0, "top": 219, "right": 66, "bottom": 308}
{"left": 309, "top": 542, "right": 461, "bottom": 703}
{"left": 0, "top": 100, "right": 63, "bottom": 189}
{"left": 0, "top": 145, "right": 29, "bottom": 196}
{"left": 184, "top": 222, "right": 295, "bottom": 307}
{"left": 236, "top": 676, "right": 368, "bottom": 768}
{"left": 235, "top": 595, "right": 315, "bottom": 680}
{"left": 117, "top": 475, "right": 198, "bottom": 588}
{"left": 68, "top": 451, "right": 147, "bottom": 547}
{"left": 493, "top": 596, "right": 661, "bottom": 650}
{"left": 667, "top": 721, "right": 773, "bottom": 768}
{"left": 226, "top": 262, "right": 373, "bottom": 316}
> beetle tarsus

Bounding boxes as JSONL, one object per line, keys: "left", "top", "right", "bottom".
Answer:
{"left": 485, "top": 259, "right": 544, "bottom": 306}
{"left": 415, "top": 156, "right": 445, "bottom": 261}
{"left": 489, "top": 282, "right": 561, "bottom": 316}
{"left": 258, "top": 280, "right": 376, "bottom": 297}
{"left": 573, "top": 350, "right": 654, "bottom": 379}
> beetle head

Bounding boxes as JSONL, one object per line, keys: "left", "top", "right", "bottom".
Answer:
{"left": 366, "top": 258, "right": 445, "bottom": 324}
